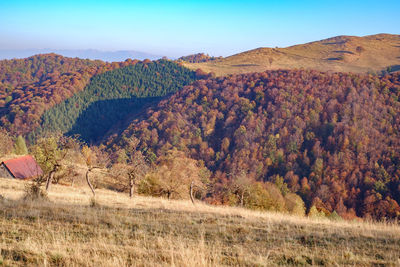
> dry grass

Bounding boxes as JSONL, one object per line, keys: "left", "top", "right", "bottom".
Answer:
{"left": 184, "top": 34, "right": 400, "bottom": 76}
{"left": 0, "top": 178, "right": 399, "bottom": 266}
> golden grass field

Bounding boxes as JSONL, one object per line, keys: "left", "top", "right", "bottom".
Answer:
{"left": 183, "top": 34, "right": 400, "bottom": 76}
{"left": 0, "top": 178, "right": 399, "bottom": 266}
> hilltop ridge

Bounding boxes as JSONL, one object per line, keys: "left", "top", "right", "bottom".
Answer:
{"left": 183, "top": 34, "right": 400, "bottom": 76}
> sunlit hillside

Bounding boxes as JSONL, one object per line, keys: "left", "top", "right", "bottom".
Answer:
{"left": 183, "top": 34, "right": 400, "bottom": 76}
{"left": 0, "top": 178, "right": 399, "bottom": 266}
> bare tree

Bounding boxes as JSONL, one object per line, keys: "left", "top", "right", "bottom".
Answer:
{"left": 230, "top": 171, "right": 253, "bottom": 206}
{"left": 128, "top": 151, "right": 148, "bottom": 197}
{"left": 112, "top": 150, "right": 148, "bottom": 198}
{"left": 110, "top": 137, "right": 149, "bottom": 197}
{"left": 148, "top": 150, "right": 210, "bottom": 203}
{"left": 268, "top": 57, "right": 274, "bottom": 67}
{"left": 190, "top": 181, "right": 195, "bottom": 204}
{"left": 0, "top": 128, "right": 14, "bottom": 156}
{"left": 82, "top": 145, "right": 110, "bottom": 196}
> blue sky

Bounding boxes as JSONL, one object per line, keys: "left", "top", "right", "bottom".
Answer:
{"left": 0, "top": 0, "right": 399, "bottom": 57}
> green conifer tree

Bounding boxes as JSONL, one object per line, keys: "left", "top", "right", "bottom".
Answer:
{"left": 14, "top": 135, "right": 28, "bottom": 155}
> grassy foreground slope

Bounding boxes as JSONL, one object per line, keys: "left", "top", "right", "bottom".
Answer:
{"left": 0, "top": 178, "right": 399, "bottom": 266}
{"left": 183, "top": 34, "right": 400, "bottom": 76}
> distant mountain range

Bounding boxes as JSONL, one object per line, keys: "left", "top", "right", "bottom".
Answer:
{"left": 0, "top": 49, "right": 162, "bottom": 62}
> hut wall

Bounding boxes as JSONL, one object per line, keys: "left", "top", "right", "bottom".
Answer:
{"left": 0, "top": 163, "right": 14, "bottom": 178}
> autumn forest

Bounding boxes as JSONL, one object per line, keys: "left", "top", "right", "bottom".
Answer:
{"left": 1, "top": 51, "right": 400, "bottom": 220}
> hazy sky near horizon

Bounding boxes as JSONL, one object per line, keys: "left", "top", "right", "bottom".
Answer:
{"left": 1, "top": 0, "right": 399, "bottom": 57}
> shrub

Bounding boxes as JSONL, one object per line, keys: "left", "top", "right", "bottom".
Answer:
{"left": 308, "top": 205, "right": 325, "bottom": 218}
{"left": 264, "top": 182, "right": 287, "bottom": 212}
{"left": 328, "top": 210, "right": 343, "bottom": 221}
{"left": 137, "top": 173, "right": 163, "bottom": 197}
{"left": 284, "top": 193, "right": 306, "bottom": 216}
{"left": 243, "top": 182, "right": 287, "bottom": 212}
{"left": 23, "top": 182, "right": 48, "bottom": 201}
{"left": 244, "top": 182, "right": 274, "bottom": 210}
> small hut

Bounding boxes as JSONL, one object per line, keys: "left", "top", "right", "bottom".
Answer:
{"left": 0, "top": 155, "right": 43, "bottom": 180}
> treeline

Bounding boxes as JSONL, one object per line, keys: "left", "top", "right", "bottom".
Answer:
{"left": 107, "top": 70, "right": 400, "bottom": 219}
{"left": 2, "top": 130, "right": 309, "bottom": 218}
{"left": 177, "top": 53, "right": 222, "bottom": 63}
{"left": 30, "top": 60, "right": 198, "bottom": 143}
{"left": 0, "top": 54, "right": 139, "bottom": 135}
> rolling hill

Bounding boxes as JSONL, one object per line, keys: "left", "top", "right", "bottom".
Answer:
{"left": 107, "top": 70, "right": 400, "bottom": 219}
{"left": 183, "top": 34, "right": 400, "bottom": 76}
{"left": 0, "top": 55, "right": 198, "bottom": 139}
{"left": 0, "top": 54, "right": 140, "bottom": 136}
{"left": 30, "top": 60, "right": 198, "bottom": 143}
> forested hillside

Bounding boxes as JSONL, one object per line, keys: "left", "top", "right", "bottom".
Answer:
{"left": 1, "top": 53, "right": 400, "bottom": 220}
{"left": 31, "top": 60, "right": 198, "bottom": 143}
{"left": 0, "top": 54, "right": 138, "bottom": 135}
{"left": 108, "top": 70, "right": 400, "bottom": 219}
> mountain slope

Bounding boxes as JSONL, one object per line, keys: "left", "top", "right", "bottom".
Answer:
{"left": 30, "top": 60, "right": 198, "bottom": 143}
{"left": 183, "top": 34, "right": 400, "bottom": 76}
{"left": 0, "top": 54, "right": 139, "bottom": 135}
{"left": 108, "top": 70, "right": 400, "bottom": 219}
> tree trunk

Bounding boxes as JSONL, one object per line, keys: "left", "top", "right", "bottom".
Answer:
{"left": 45, "top": 170, "right": 56, "bottom": 191}
{"left": 129, "top": 176, "right": 134, "bottom": 198}
{"left": 86, "top": 169, "right": 96, "bottom": 196}
{"left": 240, "top": 191, "right": 244, "bottom": 206}
{"left": 190, "top": 180, "right": 195, "bottom": 205}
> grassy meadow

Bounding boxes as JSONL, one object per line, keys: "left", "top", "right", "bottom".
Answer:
{"left": 0, "top": 178, "right": 399, "bottom": 266}
{"left": 183, "top": 34, "right": 400, "bottom": 76}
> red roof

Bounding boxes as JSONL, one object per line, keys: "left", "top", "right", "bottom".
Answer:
{"left": 2, "top": 155, "right": 43, "bottom": 179}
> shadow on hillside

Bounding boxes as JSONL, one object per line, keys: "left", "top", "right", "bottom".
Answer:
{"left": 0, "top": 107, "right": 7, "bottom": 117}
{"left": 392, "top": 65, "right": 400, "bottom": 71}
{"left": 67, "top": 97, "right": 161, "bottom": 144}
{"left": 232, "top": 64, "right": 260, "bottom": 67}
{"left": 326, "top": 57, "right": 342, "bottom": 61}
{"left": 384, "top": 65, "right": 400, "bottom": 73}
{"left": 322, "top": 40, "right": 347, "bottom": 45}
{"left": 333, "top": 50, "right": 354, "bottom": 54}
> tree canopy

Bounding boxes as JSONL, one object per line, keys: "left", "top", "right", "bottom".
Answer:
{"left": 108, "top": 70, "right": 400, "bottom": 219}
